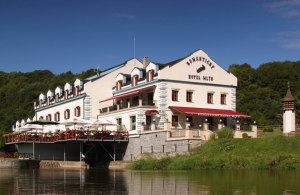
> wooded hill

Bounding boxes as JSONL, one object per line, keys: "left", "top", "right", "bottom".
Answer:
{"left": 0, "top": 61, "right": 299, "bottom": 133}
{"left": 0, "top": 69, "right": 96, "bottom": 133}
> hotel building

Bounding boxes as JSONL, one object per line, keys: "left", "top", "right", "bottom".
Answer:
{"left": 7, "top": 49, "right": 255, "bottom": 163}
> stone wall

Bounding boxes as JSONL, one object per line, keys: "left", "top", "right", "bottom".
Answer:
{"left": 0, "top": 159, "right": 40, "bottom": 168}
{"left": 123, "top": 130, "right": 203, "bottom": 161}
{"left": 40, "top": 160, "right": 88, "bottom": 169}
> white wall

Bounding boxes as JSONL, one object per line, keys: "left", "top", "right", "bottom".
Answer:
{"left": 85, "top": 59, "right": 143, "bottom": 118}
{"left": 159, "top": 50, "right": 237, "bottom": 86}
{"left": 36, "top": 98, "right": 84, "bottom": 121}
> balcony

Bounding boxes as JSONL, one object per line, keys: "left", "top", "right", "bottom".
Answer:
{"left": 100, "top": 102, "right": 156, "bottom": 114}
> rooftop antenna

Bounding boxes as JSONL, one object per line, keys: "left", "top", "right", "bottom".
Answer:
{"left": 134, "top": 35, "right": 136, "bottom": 67}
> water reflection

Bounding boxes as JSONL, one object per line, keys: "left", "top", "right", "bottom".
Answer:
{"left": 0, "top": 168, "right": 299, "bottom": 194}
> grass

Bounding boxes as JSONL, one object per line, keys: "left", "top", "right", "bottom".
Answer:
{"left": 129, "top": 135, "right": 300, "bottom": 170}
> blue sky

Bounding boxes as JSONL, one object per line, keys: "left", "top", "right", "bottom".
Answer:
{"left": 0, "top": 0, "right": 299, "bottom": 74}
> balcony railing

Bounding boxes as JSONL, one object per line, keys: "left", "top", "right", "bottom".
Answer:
{"left": 100, "top": 102, "right": 156, "bottom": 114}
{"left": 4, "top": 129, "right": 129, "bottom": 144}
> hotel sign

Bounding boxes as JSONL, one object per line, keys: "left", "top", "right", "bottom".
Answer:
{"left": 186, "top": 56, "right": 214, "bottom": 82}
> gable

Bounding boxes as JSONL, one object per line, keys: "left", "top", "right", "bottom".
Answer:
{"left": 159, "top": 50, "right": 237, "bottom": 86}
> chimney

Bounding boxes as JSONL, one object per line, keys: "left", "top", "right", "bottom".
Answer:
{"left": 143, "top": 56, "right": 149, "bottom": 68}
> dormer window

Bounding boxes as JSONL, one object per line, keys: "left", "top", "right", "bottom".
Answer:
{"left": 65, "top": 90, "right": 69, "bottom": 99}
{"left": 74, "top": 86, "right": 80, "bottom": 96}
{"left": 147, "top": 70, "right": 155, "bottom": 82}
{"left": 55, "top": 93, "right": 59, "bottom": 102}
{"left": 116, "top": 80, "right": 122, "bottom": 91}
{"left": 132, "top": 75, "right": 139, "bottom": 86}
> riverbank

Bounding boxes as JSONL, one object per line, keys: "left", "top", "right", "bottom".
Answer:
{"left": 129, "top": 135, "right": 300, "bottom": 170}
{"left": 0, "top": 159, "right": 39, "bottom": 168}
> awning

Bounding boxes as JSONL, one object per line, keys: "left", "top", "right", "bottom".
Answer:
{"left": 169, "top": 106, "right": 250, "bottom": 118}
{"left": 99, "top": 85, "right": 155, "bottom": 103}
{"left": 145, "top": 110, "right": 159, "bottom": 115}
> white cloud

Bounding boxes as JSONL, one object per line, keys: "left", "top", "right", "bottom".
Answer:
{"left": 273, "top": 30, "right": 300, "bottom": 48}
{"left": 112, "top": 13, "right": 136, "bottom": 20}
{"left": 266, "top": 0, "right": 300, "bottom": 18}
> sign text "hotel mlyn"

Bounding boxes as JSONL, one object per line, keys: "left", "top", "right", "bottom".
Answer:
{"left": 188, "top": 75, "right": 213, "bottom": 81}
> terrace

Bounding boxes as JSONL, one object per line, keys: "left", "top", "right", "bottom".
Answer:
{"left": 4, "top": 129, "right": 128, "bottom": 144}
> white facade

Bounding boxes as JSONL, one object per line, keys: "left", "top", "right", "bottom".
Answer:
{"left": 283, "top": 110, "right": 296, "bottom": 134}
{"left": 15, "top": 49, "right": 247, "bottom": 136}
{"left": 97, "top": 49, "right": 246, "bottom": 136}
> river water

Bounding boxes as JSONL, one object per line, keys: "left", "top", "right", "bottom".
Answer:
{"left": 0, "top": 168, "right": 299, "bottom": 194}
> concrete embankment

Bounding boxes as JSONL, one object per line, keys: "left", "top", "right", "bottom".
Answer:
{"left": 0, "top": 159, "right": 40, "bottom": 168}
{"left": 0, "top": 159, "right": 131, "bottom": 169}
{"left": 108, "top": 161, "right": 132, "bottom": 169}
{"left": 39, "top": 160, "right": 89, "bottom": 169}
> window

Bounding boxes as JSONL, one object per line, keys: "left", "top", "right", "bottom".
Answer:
{"left": 55, "top": 94, "right": 59, "bottom": 102}
{"left": 130, "top": 116, "right": 136, "bottom": 130}
{"left": 172, "top": 90, "right": 178, "bottom": 101}
{"left": 74, "top": 106, "right": 81, "bottom": 117}
{"left": 54, "top": 112, "right": 60, "bottom": 122}
{"left": 116, "top": 118, "right": 122, "bottom": 129}
{"left": 39, "top": 116, "right": 44, "bottom": 120}
{"left": 221, "top": 94, "right": 227, "bottom": 105}
{"left": 116, "top": 80, "right": 122, "bottom": 91}
{"left": 132, "top": 75, "right": 138, "bottom": 86}
{"left": 64, "top": 90, "right": 69, "bottom": 99}
{"left": 207, "top": 92, "right": 214, "bottom": 104}
{"left": 147, "top": 70, "right": 154, "bottom": 82}
{"left": 186, "top": 91, "right": 193, "bottom": 102}
{"left": 46, "top": 114, "right": 52, "bottom": 121}
{"left": 64, "top": 109, "right": 70, "bottom": 119}
{"left": 172, "top": 115, "right": 178, "bottom": 127}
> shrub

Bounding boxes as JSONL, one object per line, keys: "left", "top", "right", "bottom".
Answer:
{"left": 242, "top": 133, "right": 249, "bottom": 138}
{"left": 210, "top": 133, "right": 216, "bottom": 140}
{"left": 263, "top": 127, "right": 274, "bottom": 132}
{"left": 216, "top": 128, "right": 234, "bottom": 139}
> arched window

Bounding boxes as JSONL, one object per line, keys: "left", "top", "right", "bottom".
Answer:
{"left": 54, "top": 112, "right": 60, "bottom": 122}
{"left": 64, "top": 109, "right": 70, "bottom": 119}
{"left": 46, "top": 114, "right": 52, "bottom": 121}
{"left": 39, "top": 116, "right": 44, "bottom": 120}
{"left": 74, "top": 106, "right": 81, "bottom": 117}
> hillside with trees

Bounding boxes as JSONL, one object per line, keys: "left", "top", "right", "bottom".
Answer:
{"left": 228, "top": 61, "right": 300, "bottom": 125}
{"left": 0, "top": 61, "right": 299, "bottom": 135}
{"left": 0, "top": 69, "right": 96, "bottom": 134}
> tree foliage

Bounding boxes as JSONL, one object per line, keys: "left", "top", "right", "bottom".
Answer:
{"left": 0, "top": 60, "right": 299, "bottom": 134}
{"left": 0, "top": 69, "right": 96, "bottom": 133}
{"left": 228, "top": 61, "right": 300, "bottom": 125}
